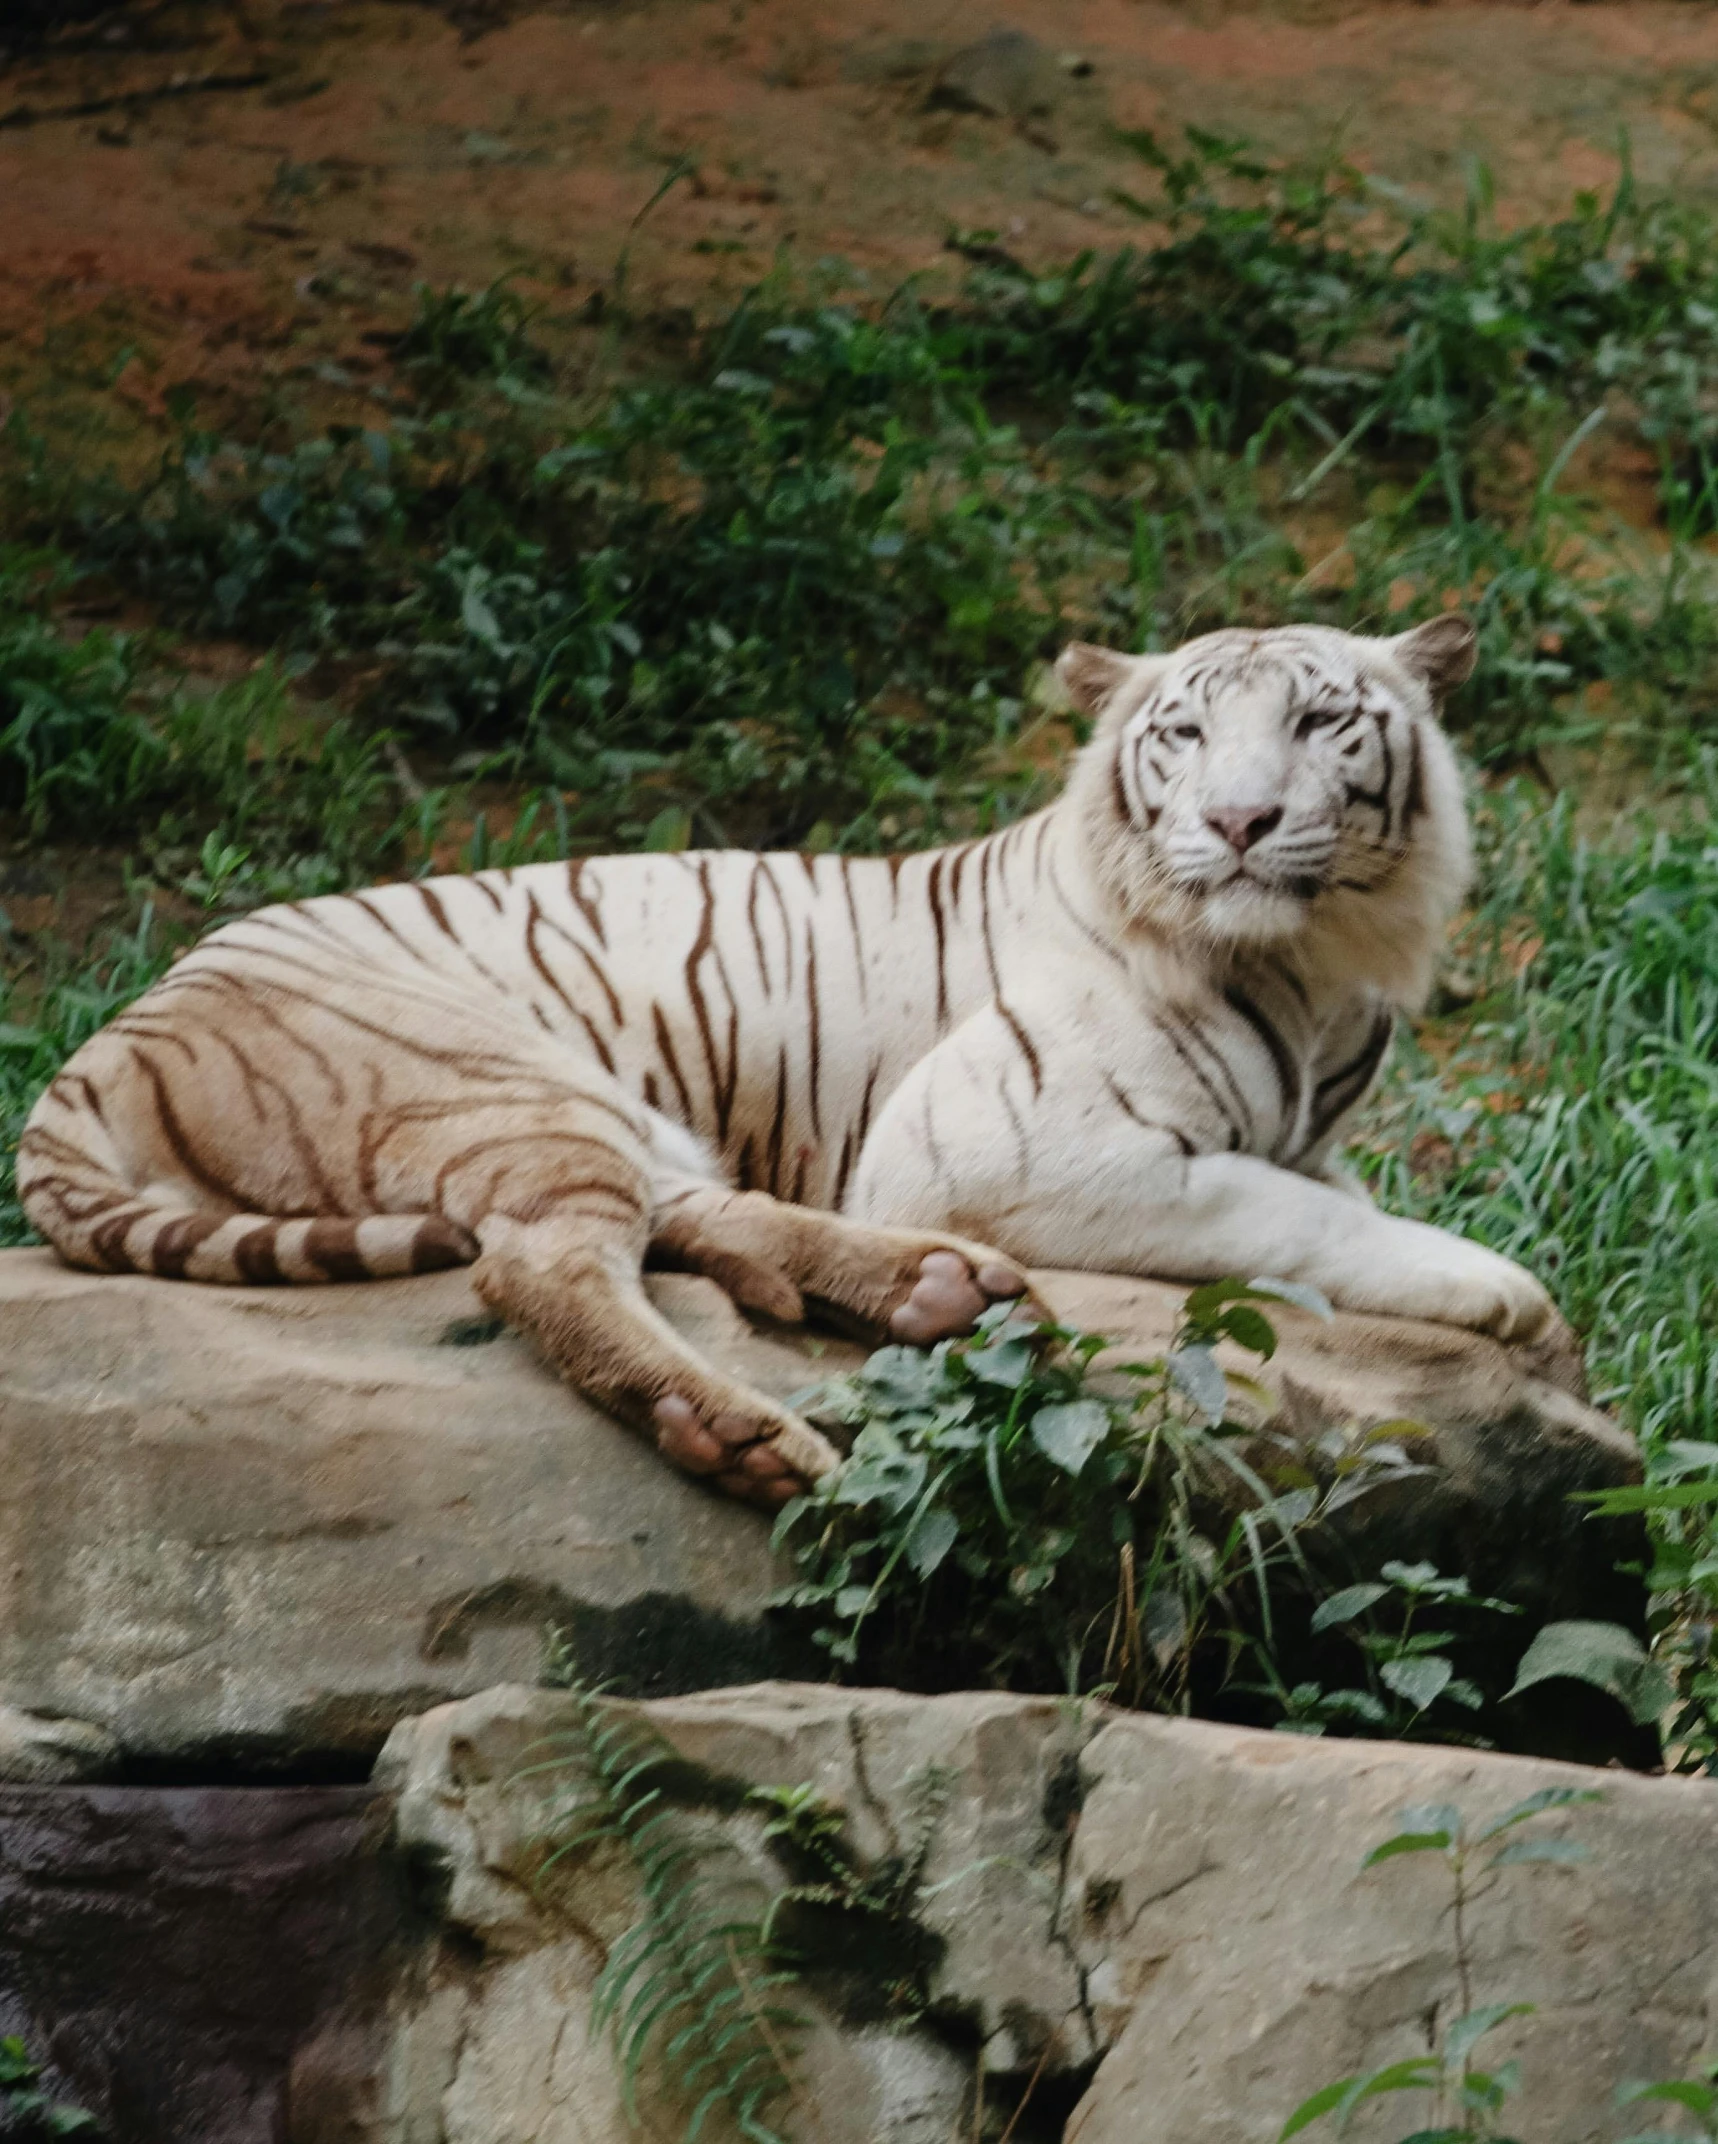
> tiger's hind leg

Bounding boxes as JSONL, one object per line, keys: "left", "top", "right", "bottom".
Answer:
{"left": 647, "top": 1182, "right": 1030, "bottom": 1347}
{"left": 37, "top": 999, "right": 834, "bottom": 1508}
{"left": 475, "top": 1218, "right": 837, "bottom": 1509}
{"left": 398, "top": 1109, "right": 840, "bottom": 1511}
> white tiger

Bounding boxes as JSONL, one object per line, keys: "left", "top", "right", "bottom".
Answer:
{"left": 19, "top": 615, "right": 1567, "bottom": 1509}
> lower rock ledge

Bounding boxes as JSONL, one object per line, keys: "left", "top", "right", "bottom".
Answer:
{"left": 3, "top": 1682, "right": 1712, "bottom": 2143}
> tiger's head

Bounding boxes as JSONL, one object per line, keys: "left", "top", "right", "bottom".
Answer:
{"left": 1058, "top": 617, "right": 1475, "bottom": 1005}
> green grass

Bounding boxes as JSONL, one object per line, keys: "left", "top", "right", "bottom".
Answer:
{"left": 1365, "top": 783, "right": 1718, "bottom": 1767}
{"left": 1, "top": 129, "right": 1716, "bottom": 1762}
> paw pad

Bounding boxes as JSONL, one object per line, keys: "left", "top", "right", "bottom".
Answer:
{"left": 889, "top": 1249, "right": 1026, "bottom": 1346}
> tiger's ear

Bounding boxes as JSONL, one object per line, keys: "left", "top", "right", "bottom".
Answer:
{"left": 1387, "top": 614, "right": 1477, "bottom": 701}
{"left": 1056, "top": 642, "right": 1156, "bottom": 718}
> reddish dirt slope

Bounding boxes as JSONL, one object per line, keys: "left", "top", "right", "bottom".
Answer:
{"left": 6, "top": 0, "right": 1718, "bottom": 434}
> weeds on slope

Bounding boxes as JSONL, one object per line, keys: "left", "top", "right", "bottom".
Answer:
{"left": 1365, "top": 783, "right": 1718, "bottom": 1770}
{"left": 11, "top": 133, "right": 1718, "bottom": 858}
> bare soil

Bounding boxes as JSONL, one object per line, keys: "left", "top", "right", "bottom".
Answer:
{"left": 6, "top": 0, "right": 1718, "bottom": 444}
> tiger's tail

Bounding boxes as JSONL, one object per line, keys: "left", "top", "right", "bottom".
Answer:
{"left": 16, "top": 1110, "right": 476, "bottom": 1285}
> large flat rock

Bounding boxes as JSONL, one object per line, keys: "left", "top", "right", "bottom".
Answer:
{"left": 0, "top": 1250, "right": 1642, "bottom": 1772}
{"left": 0, "top": 1254, "right": 813, "bottom": 1771}
{"left": 4, "top": 1681, "right": 1711, "bottom": 2144}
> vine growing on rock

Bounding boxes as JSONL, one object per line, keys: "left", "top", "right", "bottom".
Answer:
{"left": 1281, "top": 1792, "right": 1718, "bottom": 2144}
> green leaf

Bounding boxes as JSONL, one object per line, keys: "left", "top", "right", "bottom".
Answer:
{"left": 1616, "top": 2078, "right": 1718, "bottom": 2117}
{"left": 1246, "top": 1275, "right": 1334, "bottom": 1319}
{"left": 1168, "top": 1342, "right": 1226, "bottom": 1423}
{"left": 1488, "top": 1837, "right": 1589, "bottom": 1866}
{"left": 965, "top": 1335, "right": 1034, "bottom": 1387}
{"left": 1030, "top": 1398, "right": 1111, "bottom": 1476}
{"left": 1443, "top": 2002, "right": 1534, "bottom": 2067}
{"left": 1363, "top": 1830, "right": 1453, "bottom": 1866}
{"left": 1401, "top": 1800, "right": 1464, "bottom": 1837}
{"left": 0, "top": 2040, "right": 36, "bottom": 2086}
{"left": 642, "top": 805, "right": 692, "bottom": 852}
{"left": 1279, "top": 2079, "right": 1355, "bottom": 2139}
{"left": 1505, "top": 1619, "right": 1675, "bottom": 1725}
{"left": 1471, "top": 1785, "right": 1603, "bottom": 1841}
{"left": 860, "top": 1346, "right": 946, "bottom": 1407}
{"left": 1378, "top": 1559, "right": 1446, "bottom": 1593}
{"left": 1183, "top": 1276, "right": 1260, "bottom": 1322}
{"left": 1310, "top": 1582, "right": 1389, "bottom": 1632}
{"left": 1216, "top": 1303, "right": 1279, "bottom": 1358}
{"left": 1338, "top": 2058, "right": 1443, "bottom": 2114}
{"left": 460, "top": 578, "right": 502, "bottom": 646}
{"left": 44, "top": 2112, "right": 99, "bottom": 2137}
{"left": 1380, "top": 1653, "right": 1454, "bottom": 1712}
{"left": 1576, "top": 1478, "right": 1718, "bottom": 1515}
{"left": 1307, "top": 1687, "right": 1388, "bottom": 1725}
{"left": 904, "top": 1504, "right": 959, "bottom": 1578}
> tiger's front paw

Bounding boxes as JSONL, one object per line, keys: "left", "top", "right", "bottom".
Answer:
{"left": 888, "top": 1247, "right": 1029, "bottom": 1345}
{"left": 1430, "top": 1241, "right": 1557, "bottom": 1345}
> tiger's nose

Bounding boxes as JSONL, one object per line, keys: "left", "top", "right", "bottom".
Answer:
{"left": 1207, "top": 804, "right": 1284, "bottom": 854}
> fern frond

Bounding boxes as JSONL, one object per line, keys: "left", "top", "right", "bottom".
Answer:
{"left": 524, "top": 1681, "right": 809, "bottom": 2144}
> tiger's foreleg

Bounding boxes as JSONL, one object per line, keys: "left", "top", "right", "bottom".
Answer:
{"left": 847, "top": 1021, "right": 1561, "bottom": 1349}
{"left": 474, "top": 1212, "right": 837, "bottom": 1509}
{"left": 412, "top": 1110, "right": 840, "bottom": 1512}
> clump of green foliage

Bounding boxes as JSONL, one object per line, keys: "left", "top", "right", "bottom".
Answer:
{"left": 772, "top": 1282, "right": 1536, "bottom": 1740}
{"left": 0, "top": 549, "right": 396, "bottom": 878}
{"left": 391, "top": 278, "right": 553, "bottom": 397}
{"left": 0, "top": 909, "right": 170, "bottom": 1245}
{"left": 1269, "top": 1558, "right": 1520, "bottom": 1740}
{"left": 771, "top": 1283, "right": 1675, "bottom": 1753}
{"left": 14, "top": 133, "right": 1718, "bottom": 859}
{"left": 1617, "top": 2065, "right": 1718, "bottom": 2144}
{"left": 0, "top": 2035, "right": 97, "bottom": 2138}
{"left": 748, "top": 1770, "right": 951, "bottom": 2025}
{"left": 1281, "top": 1791, "right": 1718, "bottom": 2144}
{"left": 1280, "top": 1788, "right": 1601, "bottom": 2143}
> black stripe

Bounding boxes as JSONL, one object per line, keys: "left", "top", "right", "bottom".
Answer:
{"left": 925, "top": 855, "right": 950, "bottom": 1028}
{"left": 1154, "top": 1015, "right": 1243, "bottom": 1150}
{"left": 1103, "top": 1073, "right": 1195, "bottom": 1156}
{"left": 1305, "top": 1011, "right": 1394, "bottom": 1146}
{"left": 1224, "top": 985, "right": 1302, "bottom": 1133}
{"left": 997, "top": 1002, "right": 1043, "bottom": 1098}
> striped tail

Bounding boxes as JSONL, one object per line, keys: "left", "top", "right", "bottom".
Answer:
{"left": 17, "top": 1127, "right": 476, "bottom": 1285}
